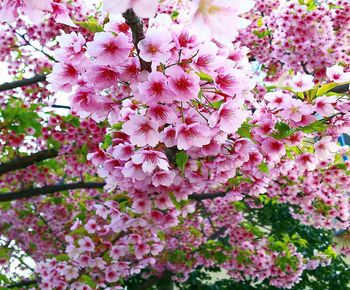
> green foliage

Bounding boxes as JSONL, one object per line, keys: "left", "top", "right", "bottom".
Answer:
{"left": 176, "top": 151, "right": 189, "bottom": 175}
{"left": 74, "top": 17, "right": 103, "bottom": 32}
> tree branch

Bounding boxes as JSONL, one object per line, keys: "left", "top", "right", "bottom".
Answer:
{"left": 122, "top": 9, "right": 152, "bottom": 72}
{"left": 0, "top": 182, "right": 105, "bottom": 202}
{"left": 0, "top": 74, "right": 47, "bottom": 92}
{"left": 0, "top": 149, "right": 58, "bottom": 176}
{"left": 191, "top": 192, "right": 227, "bottom": 200}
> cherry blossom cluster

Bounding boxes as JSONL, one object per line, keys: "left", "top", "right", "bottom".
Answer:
{"left": 238, "top": 0, "right": 350, "bottom": 80}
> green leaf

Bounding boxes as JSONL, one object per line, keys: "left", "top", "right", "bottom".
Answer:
{"left": 196, "top": 71, "right": 214, "bottom": 82}
{"left": 316, "top": 82, "right": 338, "bottom": 96}
{"left": 171, "top": 10, "right": 179, "bottom": 20}
{"left": 252, "top": 29, "right": 270, "bottom": 39}
{"left": 237, "top": 122, "right": 253, "bottom": 139}
{"left": 272, "top": 122, "right": 296, "bottom": 139}
{"left": 81, "top": 274, "right": 97, "bottom": 288}
{"left": 0, "top": 274, "right": 10, "bottom": 284}
{"left": 55, "top": 254, "right": 70, "bottom": 261}
{"left": 176, "top": 151, "right": 189, "bottom": 175}
{"left": 299, "top": 121, "right": 327, "bottom": 133}
{"left": 102, "top": 134, "right": 112, "bottom": 150}
{"left": 74, "top": 19, "right": 103, "bottom": 33}
{"left": 257, "top": 162, "right": 269, "bottom": 174}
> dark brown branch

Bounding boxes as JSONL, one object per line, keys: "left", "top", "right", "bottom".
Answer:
{"left": 191, "top": 192, "right": 227, "bottom": 200}
{"left": 0, "top": 74, "right": 47, "bottom": 92}
{"left": 208, "top": 227, "right": 227, "bottom": 240}
{"left": 0, "top": 149, "right": 58, "bottom": 176}
{"left": 122, "top": 9, "right": 152, "bottom": 72}
{"left": 0, "top": 182, "right": 105, "bottom": 202}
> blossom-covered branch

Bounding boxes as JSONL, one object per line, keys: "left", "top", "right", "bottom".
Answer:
{"left": 122, "top": 8, "right": 152, "bottom": 72}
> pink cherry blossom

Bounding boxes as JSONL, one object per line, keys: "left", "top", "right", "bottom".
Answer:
{"left": 167, "top": 66, "right": 200, "bottom": 101}
{"left": 314, "top": 97, "right": 335, "bottom": 116}
{"left": 84, "top": 219, "right": 99, "bottom": 234}
{"left": 280, "top": 98, "right": 314, "bottom": 123}
{"left": 51, "top": 2, "right": 76, "bottom": 27}
{"left": 103, "top": 0, "right": 159, "bottom": 18}
{"left": 138, "top": 72, "right": 172, "bottom": 104}
{"left": 135, "top": 243, "right": 151, "bottom": 259}
{"left": 122, "top": 115, "right": 160, "bottom": 147}
{"left": 326, "top": 65, "right": 350, "bottom": 83}
{"left": 296, "top": 153, "right": 318, "bottom": 172}
{"left": 289, "top": 73, "right": 314, "bottom": 92}
{"left": 47, "top": 63, "right": 79, "bottom": 92}
{"left": 314, "top": 136, "right": 339, "bottom": 160}
{"left": 78, "top": 237, "right": 95, "bottom": 252}
{"left": 139, "top": 28, "right": 174, "bottom": 65}
{"left": 208, "top": 100, "right": 248, "bottom": 134}
{"left": 176, "top": 122, "right": 212, "bottom": 150}
{"left": 189, "top": 0, "right": 255, "bottom": 42}
{"left": 152, "top": 170, "right": 176, "bottom": 187}
{"left": 121, "top": 161, "right": 147, "bottom": 180}
{"left": 155, "top": 193, "right": 173, "bottom": 210}
{"left": 261, "top": 138, "right": 285, "bottom": 162}
{"left": 131, "top": 150, "right": 169, "bottom": 174}
{"left": 86, "top": 65, "right": 119, "bottom": 89}
{"left": 87, "top": 32, "right": 132, "bottom": 65}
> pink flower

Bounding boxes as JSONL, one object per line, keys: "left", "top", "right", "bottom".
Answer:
{"left": 78, "top": 237, "right": 95, "bottom": 252}
{"left": 314, "top": 97, "right": 335, "bottom": 116}
{"left": 168, "top": 67, "right": 200, "bottom": 101}
{"left": 147, "top": 105, "right": 178, "bottom": 126}
{"left": 152, "top": 170, "right": 176, "bottom": 187}
{"left": 87, "top": 32, "right": 132, "bottom": 65}
{"left": 314, "top": 136, "right": 338, "bottom": 160}
{"left": 155, "top": 193, "right": 173, "bottom": 210}
{"left": 55, "top": 32, "right": 85, "bottom": 64}
{"left": 84, "top": 219, "right": 99, "bottom": 234}
{"left": 176, "top": 122, "right": 211, "bottom": 150}
{"left": 189, "top": 0, "right": 254, "bottom": 42}
{"left": 121, "top": 161, "right": 147, "bottom": 180}
{"left": 103, "top": 0, "right": 159, "bottom": 18}
{"left": 51, "top": 2, "right": 76, "bottom": 27}
{"left": 138, "top": 72, "right": 172, "bottom": 104}
{"left": 0, "top": 0, "right": 52, "bottom": 23}
{"left": 215, "top": 68, "right": 250, "bottom": 95}
{"left": 86, "top": 65, "right": 119, "bottom": 89}
{"left": 208, "top": 100, "right": 248, "bottom": 134}
{"left": 113, "top": 143, "right": 134, "bottom": 161}
{"left": 132, "top": 198, "right": 152, "bottom": 213}
{"left": 47, "top": 63, "right": 79, "bottom": 92}
{"left": 105, "top": 266, "right": 120, "bottom": 283}
{"left": 280, "top": 98, "right": 314, "bottom": 123}
{"left": 61, "top": 265, "right": 79, "bottom": 281}
{"left": 161, "top": 126, "right": 177, "bottom": 147}
{"left": 135, "top": 243, "right": 150, "bottom": 259}
{"left": 139, "top": 28, "right": 174, "bottom": 65}
{"left": 110, "top": 244, "right": 128, "bottom": 260}
{"left": 122, "top": 115, "right": 160, "bottom": 147}
{"left": 289, "top": 73, "right": 314, "bottom": 92}
{"left": 296, "top": 154, "right": 318, "bottom": 172}
{"left": 261, "top": 138, "right": 285, "bottom": 162}
{"left": 131, "top": 150, "right": 169, "bottom": 173}
{"left": 265, "top": 92, "right": 292, "bottom": 109}
{"left": 326, "top": 65, "right": 350, "bottom": 83}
